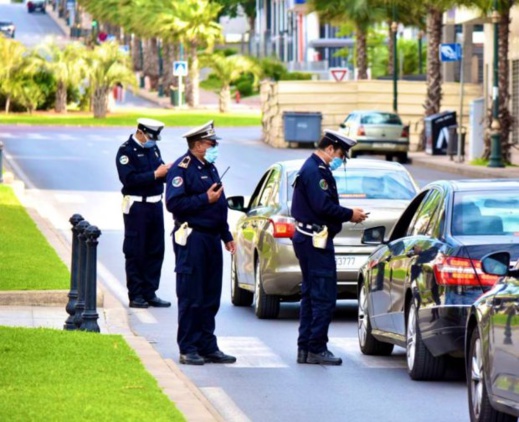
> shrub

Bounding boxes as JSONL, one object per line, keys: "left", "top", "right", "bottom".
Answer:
{"left": 235, "top": 79, "right": 254, "bottom": 96}
{"left": 281, "top": 72, "right": 313, "bottom": 81}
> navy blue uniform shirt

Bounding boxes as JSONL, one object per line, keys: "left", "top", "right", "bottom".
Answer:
{"left": 291, "top": 153, "right": 353, "bottom": 238}
{"left": 116, "top": 135, "right": 166, "bottom": 196}
{"left": 166, "top": 151, "right": 232, "bottom": 243}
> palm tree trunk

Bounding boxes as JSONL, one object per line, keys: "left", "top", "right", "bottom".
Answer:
{"left": 498, "top": 7, "right": 512, "bottom": 163}
{"left": 219, "top": 84, "right": 231, "bottom": 113}
{"left": 163, "top": 43, "right": 177, "bottom": 95}
{"left": 55, "top": 80, "right": 67, "bottom": 113}
{"left": 132, "top": 35, "right": 143, "bottom": 72}
{"left": 92, "top": 86, "right": 110, "bottom": 118}
{"left": 5, "top": 96, "right": 10, "bottom": 114}
{"left": 186, "top": 43, "right": 199, "bottom": 108}
{"left": 387, "top": 21, "right": 394, "bottom": 76}
{"left": 356, "top": 26, "right": 368, "bottom": 80}
{"left": 143, "top": 38, "right": 160, "bottom": 90}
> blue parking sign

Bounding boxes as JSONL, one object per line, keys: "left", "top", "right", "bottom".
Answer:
{"left": 439, "top": 43, "right": 462, "bottom": 62}
{"left": 173, "top": 61, "right": 188, "bottom": 77}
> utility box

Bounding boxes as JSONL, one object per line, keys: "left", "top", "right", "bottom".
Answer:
{"left": 424, "top": 111, "right": 457, "bottom": 155}
{"left": 447, "top": 126, "right": 466, "bottom": 160}
{"left": 283, "top": 112, "right": 322, "bottom": 144}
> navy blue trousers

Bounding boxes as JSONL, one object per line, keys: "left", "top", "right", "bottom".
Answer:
{"left": 123, "top": 201, "right": 165, "bottom": 301}
{"left": 173, "top": 229, "right": 223, "bottom": 355}
{"left": 292, "top": 231, "right": 337, "bottom": 354}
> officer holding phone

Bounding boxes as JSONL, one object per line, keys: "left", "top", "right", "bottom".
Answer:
{"left": 291, "top": 130, "right": 368, "bottom": 366}
{"left": 165, "top": 121, "right": 237, "bottom": 366}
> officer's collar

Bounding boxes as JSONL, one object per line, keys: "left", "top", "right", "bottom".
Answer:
{"left": 312, "top": 152, "right": 329, "bottom": 167}
{"left": 188, "top": 149, "right": 211, "bottom": 166}
{"left": 132, "top": 134, "right": 145, "bottom": 148}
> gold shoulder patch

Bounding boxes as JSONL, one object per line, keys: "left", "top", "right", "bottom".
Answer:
{"left": 178, "top": 156, "right": 191, "bottom": 169}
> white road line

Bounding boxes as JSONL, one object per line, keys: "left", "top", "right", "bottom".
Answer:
{"left": 55, "top": 134, "right": 77, "bottom": 141}
{"left": 200, "top": 387, "right": 251, "bottom": 422}
{"left": 0, "top": 132, "right": 15, "bottom": 138}
{"left": 25, "top": 133, "right": 51, "bottom": 140}
{"left": 217, "top": 337, "right": 288, "bottom": 368}
{"left": 54, "top": 193, "right": 86, "bottom": 204}
{"left": 329, "top": 337, "right": 406, "bottom": 368}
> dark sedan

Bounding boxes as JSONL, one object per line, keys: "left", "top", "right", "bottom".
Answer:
{"left": 466, "top": 251, "right": 519, "bottom": 422}
{"left": 357, "top": 179, "right": 519, "bottom": 380}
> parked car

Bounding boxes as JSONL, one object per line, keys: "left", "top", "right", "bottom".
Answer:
{"left": 338, "top": 110, "right": 409, "bottom": 164}
{"left": 466, "top": 251, "right": 519, "bottom": 422}
{"left": 357, "top": 179, "right": 519, "bottom": 380}
{"left": 27, "top": 0, "right": 46, "bottom": 13}
{"left": 227, "top": 158, "right": 419, "bottom": 319}
{"left": 0, "top": 21, "right": 15, "bottom": 38}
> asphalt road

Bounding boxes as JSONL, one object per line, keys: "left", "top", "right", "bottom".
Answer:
{"left": 1, "top": 125, "right": 476, "bottom": 422}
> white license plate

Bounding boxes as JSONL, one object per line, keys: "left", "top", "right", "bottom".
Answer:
{"left": 377, "top": 143, "right": 396, "bottom": 149}
{"left": 335, "top": 255, "right": 368, "bottom": 270}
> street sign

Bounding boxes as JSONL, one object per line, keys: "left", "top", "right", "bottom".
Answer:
{"left": 439, "top": 43, "right": 462, "bottom": 62}
{"left": 329, "top": 68, "right": 349, "bottom": 82}
{"left": 173, "top": 61, "right": 188, "bottom": 77}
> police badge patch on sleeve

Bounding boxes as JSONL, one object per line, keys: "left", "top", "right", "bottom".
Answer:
{"left": 319, "top": 179, "right": 329, "bottom": 190}
{"left": 119, "top": 155, "right": 129, "bottom": 165}
{"left": 172, "top": 176, "right": 183, "bottom": 187}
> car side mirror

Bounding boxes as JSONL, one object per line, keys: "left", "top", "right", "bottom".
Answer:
{"left": 481, "top": 251, "right": 510, "bottom": 276}
{"left": 339, "top": 123, "right": 346, "bottom": 129}
{"left": 361, "top": 226, "right": 386, "bottom": 245}
{"left": 227, "top": 196, "right": 248, "bottom": 212}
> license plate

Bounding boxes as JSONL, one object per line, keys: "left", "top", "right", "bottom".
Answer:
{"left": 377, "top": 143, "right": 396, "bottom": 149}
{"left": 335, "top": 255, "right": 368, "bottom": 270}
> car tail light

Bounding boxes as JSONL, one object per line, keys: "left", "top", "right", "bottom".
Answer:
{"left": 433, "top": 256, "right": 499, "bottom": 287}
{"left": 357, "top": 126, "right": 366, "bottom": 136}
{"left": 269, "top": 216, "right": 295, "bottom": 238}
{"left": 401, "top": 126, "right": 409, "bottom": 138}
{"left": 28, "top": 1, "right": 33, "bottom": 6}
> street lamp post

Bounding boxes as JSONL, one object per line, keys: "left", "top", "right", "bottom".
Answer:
{"left": 392, "top": 4, "right": 398, "bottom": 113}
{"left": 488, "top": 0, "right": 504, "bottom": 167}
{"left": 418, "top": 30, "right": 424, "bottom": 75}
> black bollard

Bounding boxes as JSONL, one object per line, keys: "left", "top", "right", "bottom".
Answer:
{"left": 63, "top": 214, "right": 85, "bottom": 330}
{"left": 80, "top": 225, "right": 102, "bottom": 333}
{"left": 73, "top": 220, "right": 90, "bottom": 329}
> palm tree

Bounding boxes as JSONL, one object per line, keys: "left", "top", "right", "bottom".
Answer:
{"left": 87, "top": 41, "right": 137, "bottom": 118}
{"left": 0, "top": 37, "right": 26, "bottom": 113}
{"left": 200, "top": 53, "right": 261, "bottom": 113}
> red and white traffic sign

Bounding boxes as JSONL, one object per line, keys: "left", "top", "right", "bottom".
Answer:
{"left": 329, "top": 68, "right": 349, "bottom": 82}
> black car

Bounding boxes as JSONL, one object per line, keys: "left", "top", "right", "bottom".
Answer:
{"left": 0, "top": 21, "right": 15, "bottom": 38}
{"left": 357, "top": 179, "right": 519, "bottom": 380}
{"left": 466, "top": 251, "right": 519, "bottom": 422}
{"left": 27, "top": 0, "right": 46, "bottom": 13}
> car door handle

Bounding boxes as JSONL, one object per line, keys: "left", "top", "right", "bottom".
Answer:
{"left": 406, "top": 251, "right": 417, "bottom": 258}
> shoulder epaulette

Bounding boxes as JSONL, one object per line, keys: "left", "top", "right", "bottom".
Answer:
{"left": 178, "top": 156, "right": 191, "bottom": 169}
{"left": 119, "top": 141, "right": 129, "bottom": 149}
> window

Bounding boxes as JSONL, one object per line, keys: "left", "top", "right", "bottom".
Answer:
{"left": 257, "top": 167, "right": 281, "bottom": 207}
{"left": 407, "top": 190, "right": 442, "bottom": 237}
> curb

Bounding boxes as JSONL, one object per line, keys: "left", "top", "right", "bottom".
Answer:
{"left": 0, "top": 290, "right": 102, "bottom": 307}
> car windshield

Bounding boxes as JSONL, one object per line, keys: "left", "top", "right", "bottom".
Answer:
{"left": 287, "top": 168, "right": 417, "bottom": 200}
{"left": 452, "top": 191, "right": 519, "bottom": 236}
{"left": 360, "top": 112, "right": 402, "bottom": 125}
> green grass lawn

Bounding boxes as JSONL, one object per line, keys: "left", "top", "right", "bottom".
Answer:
{"left": 0, "top": 326, "right": 184, "bottom": 421}
{"left": 0, "top": 184, "right": 69, "bottom": 291}
{"left": 0, "top": 109, "right": 261, "bottom": 127}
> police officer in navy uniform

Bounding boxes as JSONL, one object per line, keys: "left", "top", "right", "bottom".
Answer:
{"left": 166, "top": 120, "right": 237, "bottom": 366}
{"left": 291, "top": 130, "right": 368, "bottom": 365}
{"left": 116, "top": 118, "right": 172, "bottom": 309}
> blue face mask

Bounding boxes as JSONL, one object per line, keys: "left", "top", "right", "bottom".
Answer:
{"left": 329, "top": 157, "right": 343, "bottom": 171}
{"left": 143, "top": 140, "right": 156, "bottom": 149}
{"left": 204, "top": 146, "right": 219, "bottom": 163}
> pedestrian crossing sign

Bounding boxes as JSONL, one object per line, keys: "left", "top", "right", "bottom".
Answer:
{"left": 173, "top": 61, "right": 188, "bottom": 77}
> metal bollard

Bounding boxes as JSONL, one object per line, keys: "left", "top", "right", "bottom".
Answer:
{"left": 63, "top": 214, "right": 85, "bottom": 330}
{"left": 0, "top": 141, "right": 4, "bottom": 183}
{"left": 80, "top": 225, "right": 102, "bottom": 333}
{"left": 73, "top": 220, "right": 90, "bottom": 329}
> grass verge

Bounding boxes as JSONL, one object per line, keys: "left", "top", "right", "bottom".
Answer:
{"left": 0, "top": 184, "right": 69, "bottom": 290}
{"left": 0, "top": 326, "right": 184, "bottom": 421}
{"left": 0, "top": 109, "right": 261, "bottom": 127}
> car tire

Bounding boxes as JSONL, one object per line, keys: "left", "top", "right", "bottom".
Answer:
{"left": 467, "top": 327, "right": 516, "bottom": 422}
{"left": 254, "top": 260, "right": 279, "bottom": 319}
{"left": 358, "top": 282, "right": 394, "bottom": 355}
{"left": 406, "top": 300, "right": 446, "bottom": 380}
{"left": 230, "top": 254, "right": 253, "bottom": 307}
{"left": 397, "top": 152, "right": 408, "bottom": 164}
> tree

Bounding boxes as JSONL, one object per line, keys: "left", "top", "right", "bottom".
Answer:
{"left": 0, "top": 37, "right": 26, "bottom": 113}
{"left": 212, "top": 0, "right": 257, "bottom": 33}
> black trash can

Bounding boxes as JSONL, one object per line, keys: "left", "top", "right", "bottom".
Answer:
{"left": 283, "top": 112, "right": 322, "bottom": 144}
{"left": 447, "top": 126, "right": 466, "bottom": 160}
{"left": 424, "top": 111, "right": 457, "bottom": 155}
{"left": 170, "top": 89, "right": 185, "bottom": 106}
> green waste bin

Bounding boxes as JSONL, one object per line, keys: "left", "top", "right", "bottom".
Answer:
{"left": 170, "top": 90, "right": 186, "bottom": 106}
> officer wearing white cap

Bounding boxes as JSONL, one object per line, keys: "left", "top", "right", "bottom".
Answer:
{"left": 165, "top": 120, "right": 237, "bottom": 366}
{"left": 291, "top": 129, "right": 368, "bottom": 365}
{"left": 116, "top": 118, "right": 172, "bottom": 309}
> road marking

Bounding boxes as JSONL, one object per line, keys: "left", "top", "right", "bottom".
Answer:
{"left": 217, "top": 337, "right": 289, "bottom": 368}
{"left": 56, "top": 134, "right": 77, "bottom": 140}
{"left": 25, "top": 133, "right": 51, "bottom": 140}
{"left": 0, "top": 132, "right": 15, "bottom": 138}
{"left": 329, "top": 337, "right": 407, "bottom": 368}
{"left": 54, "top": 193, "right": 86, "bottom": 204}
{"left": 200, "top": 387, "right": 251, "bottom": 422}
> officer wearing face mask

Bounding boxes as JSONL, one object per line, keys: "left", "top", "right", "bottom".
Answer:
{"left": 165, "top": 120, "right": 237, "bottom": 366}
{"left": 116, "top": 118, "right": 172, "bottom": 309}
{"left": 291, "top": 130, "right": 368, "bottom": 366}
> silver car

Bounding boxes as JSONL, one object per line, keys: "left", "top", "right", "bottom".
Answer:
{"left": 338, "top": 110, "right": 409, "bottom": 164}
{"left": 227, "top": 158, "right": 419, "bottom": 319}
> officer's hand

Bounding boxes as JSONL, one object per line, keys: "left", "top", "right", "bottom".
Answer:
{"left": 351, "top": 208, "right": 368, "bottom": 223}
{"left": 225, "top": 240, "right": 236, "bottom": 254}
{"left": 154, "top": 164, "right": 170, "bottom": 179}
{"left": 207, "top": 183, "right": 223, "bottom": 203}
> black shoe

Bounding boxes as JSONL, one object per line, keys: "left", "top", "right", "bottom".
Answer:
{"left": 306, "top": 350, "right": 342, "bottom": 366}
{"left": 201, "top": 350, "right": 237, "bottom": 364}
{"left": 179, "top": 353, "right": 204, "bottom": 365}
{"left": 129, "top": 297, "right": 149, "bottom": 308}
{"left": 297, "top": 348, "right": 308, "bottom": 364}
{"left": 147, "top": 296, "right": 171, "bottom": 308}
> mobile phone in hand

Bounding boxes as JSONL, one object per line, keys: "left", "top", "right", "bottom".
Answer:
{"left": 212, "top": 182, "right": 222, "bottom": 192}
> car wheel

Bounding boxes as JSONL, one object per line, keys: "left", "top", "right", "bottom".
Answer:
{"left": 397, "top": 152, "right": 408, "bottom": 164}
{"left": 230, "top": 254, "right": 253, "bottom": 307}
{"left": 358, "top": 282, "right": 394, "bottom": 355}
{"left": 406, "top": 300, "right": 446, "bottom": 380}
{"left": 468, "top": 327, "right": 516, "bottom": 422}
{"left": 254, "top": 260, "right": 279, "bottom": 319}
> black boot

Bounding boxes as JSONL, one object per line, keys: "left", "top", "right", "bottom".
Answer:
{"left": 306, "top": 350, "right": 342, "bottom": 366}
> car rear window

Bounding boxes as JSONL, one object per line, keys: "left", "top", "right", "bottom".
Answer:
{"left": 451, "top": 192, "right": 519, "bottom": 236}
{"left": 360, "top": 112, "right": 402, "bottom": 125}
{"left": 288, "top": 168, "right": 417, "bottom": 200}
